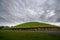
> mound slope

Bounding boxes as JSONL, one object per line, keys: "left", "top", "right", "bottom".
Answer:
{"left": 14, "top": 22, "right": 58, "bottom": 28}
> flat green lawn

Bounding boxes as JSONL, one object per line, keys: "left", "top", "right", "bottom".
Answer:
{"left": 0, "top": 30, "right": 60, "bottom": 40}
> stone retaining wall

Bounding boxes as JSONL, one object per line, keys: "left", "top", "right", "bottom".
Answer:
{"left": 9, "top": 27, "right": 60, "bottom": 31}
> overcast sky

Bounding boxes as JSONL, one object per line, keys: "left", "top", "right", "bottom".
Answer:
{"left": 0, "top": 0, "right": 60, "bottom": 26}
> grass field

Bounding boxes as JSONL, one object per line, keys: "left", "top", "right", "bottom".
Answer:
{"left": 0, "top": 22, "right": 60, "bottom": 40}
{"left": 0, "top": 30, "right": 60, "bottom": 40}
{"left": 14, "top": 22, "right": 58, "bottom": 28}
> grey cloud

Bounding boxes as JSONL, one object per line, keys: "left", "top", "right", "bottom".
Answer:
{"left": 0, "top": 0, "right": 60, "bottom": 26}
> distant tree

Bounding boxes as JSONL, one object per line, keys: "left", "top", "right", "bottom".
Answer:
{"left": 10, "top": 26, "right": 14, "bottom": 28}
{"left": 0, "top": 26, "right": 4, "bottom": 30}
{"left": 3, "top": 26, "right": 10, "bottom": 30}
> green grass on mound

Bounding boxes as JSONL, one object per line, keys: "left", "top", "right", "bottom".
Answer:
{"left": 14, "top": 22, "right": 58, "bottom": 28}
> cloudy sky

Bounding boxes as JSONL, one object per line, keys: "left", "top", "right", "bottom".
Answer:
{"left": 0, "top": 0, "right": 60, "bottom": 26}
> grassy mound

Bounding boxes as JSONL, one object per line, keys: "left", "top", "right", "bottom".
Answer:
{"left": 14, "top": 22, "right": 58, "bottom": 28}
